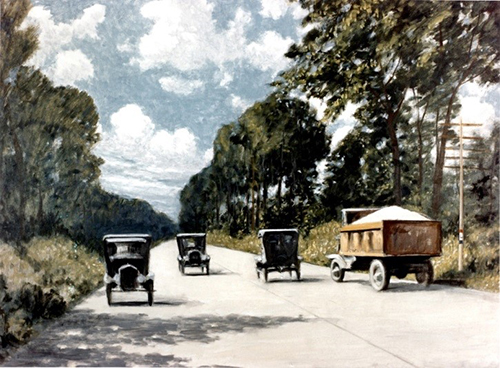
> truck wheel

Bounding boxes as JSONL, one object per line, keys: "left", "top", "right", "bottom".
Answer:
{"left": 330, "top": 260, "right": 345, "bottom": 282}
{"left": 416, "top": 260, "right": 434, "bottom": 286}
{"left": 369, "top": 259, "right": 390, "bottom": 291}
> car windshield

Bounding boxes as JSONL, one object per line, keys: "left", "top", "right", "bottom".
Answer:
{"left": 182, "top": 237, "right": 204, "bottom": 249}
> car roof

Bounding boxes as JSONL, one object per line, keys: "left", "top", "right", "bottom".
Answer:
{"left": 104, "top": 237, "right": 148, "bottom": 243}
{"left": 103, "top": 233, "right": 151, "bottom": 241}
{"left": 176, "top": 233, "right": 206, "bottom": 237}
{"left": 258, "top": 229, "right": 298, "bottom": 237}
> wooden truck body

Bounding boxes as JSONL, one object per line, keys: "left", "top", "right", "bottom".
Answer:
{"left": 340, "top": 220, "right": 441, "bottom": 257}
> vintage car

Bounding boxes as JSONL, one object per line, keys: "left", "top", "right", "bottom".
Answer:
{"left": 176, "top": 233, "right": 210, "bottom": 275}
{"left": 103, "top": 233, "right": 154, "bottom": 305}
{"left": 327, "top": 206, "right": 442, "bottom": 291}
{"left": 255, "top": 229, "right": 302, "bottom": 282}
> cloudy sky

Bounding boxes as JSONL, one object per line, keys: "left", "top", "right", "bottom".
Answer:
{"left": 26, "top": 0, "right": 499, "bottom": 220}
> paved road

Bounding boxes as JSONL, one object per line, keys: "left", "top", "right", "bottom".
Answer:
{"left": 3, "top": 240, "right": 499, "bottom": 367}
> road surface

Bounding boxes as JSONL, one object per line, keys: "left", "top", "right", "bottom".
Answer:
{"left": 3, "top": 240, "right": 499, "bottom": 367}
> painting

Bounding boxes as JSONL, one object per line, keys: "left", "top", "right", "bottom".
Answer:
{"left": 0, "top": 0, "right": 499, "bottom": 366}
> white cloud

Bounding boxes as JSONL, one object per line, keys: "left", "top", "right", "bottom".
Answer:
{"left": 203, "top": 148, "right": 214, "bottom": 164}
{"left": 150, "top": 128, "right": 197, "bottom": 157}
{"left": 136, "top": 1, "right": 251, "bottom": 71}
{"left": 219, "top": 71, "right": 233, "bottom": 88}
{"left": 230, "top": 94, "right": 251, "bottom": 112}
{"left": 49, "top": 50, "right": 94, "bottom": 86}
{"left": 117, "top": 38, "right": 135, "bottom": 53}
{"left": 459, "top": 82, "right": 498, "bottom": 136}
{"left": 292, "top": 3, "right": 309, "bottom": 20}
{"left": 135, "top": 1, "right": 292, "bottom": 76}
{"left": 159, "top": 76, "right": 204, "bottom": 95}
{"left": 110, "top": 104, "right": 155, "bottom": 142}
{"left": 25, "top": 4, "right": 106, "bottom": 68}
{"left": 95, "top": 104, "right": 210, "bottom": 217}
{"left": 246, "top": 31, "right": 293, "bottom": 74}
{"left": 260, "top": 0, "right": 289, "bottom": 20}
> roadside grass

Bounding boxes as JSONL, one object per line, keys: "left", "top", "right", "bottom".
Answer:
{"left": 208, "top": 222, "right": 499, "bottom": 293}
{"left": 0, "top": 236, "right": 104, "bottom": 349}
{"left": 433, "top": 225, "right": 499, "bottom": 292}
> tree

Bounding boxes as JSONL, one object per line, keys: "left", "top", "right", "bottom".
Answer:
{"left": 0, "top": 0, "right": 38, "bottom": 248}
{"left": 280, "top": 0, "right": 441, "bottom": 204}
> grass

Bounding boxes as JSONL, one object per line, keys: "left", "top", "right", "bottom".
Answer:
{"left": 433, "top": 225, "right": 499, "bottom": 292}
{"left": 208, "top": 221, "right": 499, "bottom": 293}
{"left": 0, "top": 236, "right": 104, "bottom": 349}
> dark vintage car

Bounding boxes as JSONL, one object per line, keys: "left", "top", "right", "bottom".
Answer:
{"left": 103, "top": 233, "right": 154, "bottom": 305}
{"left": 255, "top": 229, "right": 302, "bottom": 282}
{"left": 176, "top": 233, "right": 210, "bottom": 275}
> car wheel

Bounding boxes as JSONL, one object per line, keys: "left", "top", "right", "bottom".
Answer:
{"left": 369, "top": 259, "right": 390, "bottom": 291}
{"left": 106, "top": 284, "right": 113, "bottom": 306}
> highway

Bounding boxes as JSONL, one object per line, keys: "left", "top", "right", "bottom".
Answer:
{"left": 3, "top": 240, "right": 499, "bottom": 367}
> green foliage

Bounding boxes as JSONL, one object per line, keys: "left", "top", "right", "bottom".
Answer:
{"left": 280, "top": 0, "right": 500, "bottom": 220}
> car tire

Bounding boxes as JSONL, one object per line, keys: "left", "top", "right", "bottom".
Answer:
{"left": 330, "top": 260, "right": 345, "bottom": 282}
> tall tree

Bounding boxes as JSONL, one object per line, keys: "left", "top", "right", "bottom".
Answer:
{"left": 0, "top": 0, "right": 38, "bottom": 247}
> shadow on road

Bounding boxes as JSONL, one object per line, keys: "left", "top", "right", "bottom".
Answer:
{"left": 342, "top": 279, "right": 443, "bottom": 293}
{"left": 181, "top": 269, "right": 232, "bottom": 277}
{"left": 264, "top": 277, "right": 324, "bottom": 284}
{"left": 3, "top": 310, "right": 306, "bottom": 367}
{"left": 109, "top": 299, "right": 188, "bottom": 307}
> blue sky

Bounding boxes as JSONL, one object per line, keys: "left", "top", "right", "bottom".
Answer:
{"left": 25, "top": 0, "right": 500, "bottom": 220}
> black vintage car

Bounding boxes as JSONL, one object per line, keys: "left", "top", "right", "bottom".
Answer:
{"left": 255, "top": 229, "right": 302, "bottom": 282}
{"left": 103, "top": 234, "right": 154, "bottom": 305}
{"left": 176, "top": 233, "right": 210, "bottom": 275}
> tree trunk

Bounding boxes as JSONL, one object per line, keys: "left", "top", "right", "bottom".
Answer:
{"left": 11, "top": 129, "right": 26, "bottom": 252}
{"left": 431, "top": 85, "right": 460, "bottom": 218}
{"left": 387, "top": 111, "right": 402, "bottom": 205}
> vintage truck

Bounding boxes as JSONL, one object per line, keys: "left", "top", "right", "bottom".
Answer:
{"left": 327, "top": 206, "right": 442, "bottom": 291}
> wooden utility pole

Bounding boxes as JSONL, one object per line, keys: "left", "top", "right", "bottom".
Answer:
{"left": 443, "top": 119, "right": 482, "bottom": 271}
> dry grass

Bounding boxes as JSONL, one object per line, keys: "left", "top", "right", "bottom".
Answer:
{"left": 434, "top": 225, "right": 499, "bottom": 292}
{"left": 207, "top": 230, "right": 260, "bottom": 254}
{"left": 0, "top": 236, "right": 104, "bottom": 346}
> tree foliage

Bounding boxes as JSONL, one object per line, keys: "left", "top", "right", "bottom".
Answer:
{"left": 180, "top": 93, "right": 330, "bottom": 235}
{"left": 276, "top": 0, "right": 499, "bottom": 221}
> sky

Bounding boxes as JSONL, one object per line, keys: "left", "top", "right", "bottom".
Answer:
{"left": 25, "top": 0, "right": 500, "bottom": 220}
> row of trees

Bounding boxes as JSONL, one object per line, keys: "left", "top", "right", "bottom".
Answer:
{"left": 180, "top": 93, "right": 330, "bottom": 234}
{"left": 180, "top": 0, "right": 499, "bottom": 235}
{"left": 1, "top": 0, "right": 176, "bottom": 253}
